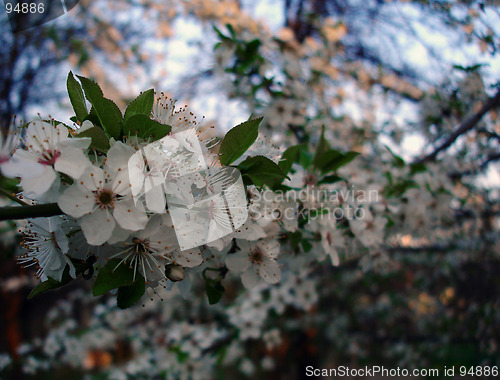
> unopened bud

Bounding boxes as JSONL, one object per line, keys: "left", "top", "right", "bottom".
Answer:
{"left": 165, "top": 264, "right": 185, "bottom": 282}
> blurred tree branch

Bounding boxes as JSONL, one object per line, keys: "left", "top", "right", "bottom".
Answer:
{"left": 415, "top": 88, "right": 500, "bottom": 164}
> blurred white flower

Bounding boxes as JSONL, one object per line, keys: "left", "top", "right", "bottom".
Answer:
{"left": 350, "top": 208, "right": 386, "bottom": 248}
{"left": 226, "top": 239, "right": 281, "bottom": 288}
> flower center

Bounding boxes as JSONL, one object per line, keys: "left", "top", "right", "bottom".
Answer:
{"left": 132, "top": 238, "right": 150, "bottom": 256}
{"left": 303, "top": 173, "right": 318, "bottom": 186}
{"left": 38, "top": 149, "right": 61, "bottom": 166}
{"left": 95, "top": 189, "right": 116, "bottom": 209}
{"left": 249, "top": 247, "right": 264, "bottom": 264}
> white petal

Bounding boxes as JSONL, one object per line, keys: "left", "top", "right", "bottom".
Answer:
{"left": 58, "top": 185, "right": 95, "bottom": 218}
{"left": 54, "top": 227, "right": 70, "bottom": 254}
{"left": 241, "top": 268, "right": 260, "bottom": 289}
{"left": 54, "top": 147, "right": 92, "bottom": 179}
{"left": 173, "top": 248, "right": 203, "bottom": 267}
{"left": 112, "top": 170, "right": 131, "bottom": 195}
{"left": 113, "top": 198, "right": 148, "bottom": 231}
{"left": 64, "top": 255, "right": 77, "bottom": 278}
{"left": 225, "top": 251, "right": 250, "bottom": 273}
{"left": 232, "top": 221, "right": 267, "bottom": 241}
{"left": 145, "top": 185, "right": 167, "bottom": 214}
{"left": 327, "top": 247, "right": 340, "bottom": 266}
{"left": 59, "top": 136, "right": 91, "bottom": 150}
{"left": 77, "top": 120, "right": 94, "bottom": 133}
{"left": 177, "top": 275, "right": 192, "bottom": 299}
{"left": 1, "top": 151, "right": 38, "bottom": 178}
{"left": 78, "top": 166, "right": 105, "bottom": 192}
{"left": 80, "top": 209, "right": 116, "bottom": 245}
{"left": 47, "top": 251, "right": 64, "bottom": 271}
{"left": 21, "top": 167, "right": 57, "bottom": 197}
{"left": 108, "top": 224, "right": 131, "bottom": 244}
{"left": 106, "top": 141, "right": 134, "bottom": 171}
{"left": 259, "top": 259, "right": 281, "bottom": 284}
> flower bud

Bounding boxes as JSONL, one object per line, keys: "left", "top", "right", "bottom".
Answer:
{"left": 165, "top": 264, "right": 185, "bottom": 282}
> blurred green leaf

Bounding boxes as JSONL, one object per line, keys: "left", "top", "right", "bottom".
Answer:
{"left": 117, "top": 275, "right": 146, "bottom": 309}
{"left": 93, "top": 258, "right": 135, "bottom": 296}
{"left": 28, "top": 260, "right": 86, "bottom": 299}
{"left": 206, "top": 278, "right": 225, "bottom": 305}
{"left": 279, "top": 145, "right": 302, "bottom": 174}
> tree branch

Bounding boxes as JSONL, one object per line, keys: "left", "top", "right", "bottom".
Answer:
{"left": 448, "top": 151, "right": 500, "bottom": 179}
{"left": 415, "top": 88, "right": 500, "bottom": 164}
{"left": 0, "top": 203, "right": 63, "bottom": 221}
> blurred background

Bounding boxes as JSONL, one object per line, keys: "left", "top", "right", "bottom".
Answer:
{"left": 1, "top": 0, "right": 499, "bottom": 379}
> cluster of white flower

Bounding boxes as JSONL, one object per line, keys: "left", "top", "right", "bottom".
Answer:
{"left": 1, "top": 79, "right": 392, "bottom": 309}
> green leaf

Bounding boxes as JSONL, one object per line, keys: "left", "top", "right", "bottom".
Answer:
{"left": 314, "top": 150, "right": 360, "bottom": 174}
{"left": 288, "top": 231, "right": 302, "bottom": 249}
{"left": 96, "top": 98, "right": 123, "bottom": 140}
{"left": 84, "top": 107, "right": 101, "bottom": 126}
{"left": 409, "top": 163, "right": 427, "bottom": 175}
{"left": 77, "top": 75, "right": 104, "bottom": 103}
{"left": 28, "top": 260, "right": 86, "bottom": 299}
{"left": 385, "top": 146, "right": 405, "bottom": 168}
{"left": 28, "top": 270, "right": 73, "bottom": 299}
{"left": 326, "top": 151, "right": 360, "bottom": 172}
{"left": 238, "top": 155, "right": 288, "bottom": 188}
{"left": 384, "top": 179, "right": 418, "bottom": 198}
{"left": 74, "top": 126, "right": 110, "bottom": 153}
{"left": 117, "top": 275, "right": 146, "bottom": 309}
{"left": 124, "top": 89, "right": 155, "bottom": 121}
{"left": 67, "top": 72, "right": 88, "bottom": 122}
{"left": 219, "top": 117, "right": 263, "bottom": 165}
{"left": 124, "top": 114, "right": 171, "bottom": 140}
{"left": 313, "top": 149, "right": 342, "bottom": 171}
{"left": 301, "top": 239, "right": 313, "bottom": 252}
{"left": 279, "top": 145, "right": 302, "bottom": 174}
{"left": 317, "top": 174, "right": 345, "bottom": 185}
{"left": 77, "top": 75, "right": 123, "bottom": 139}
{"left": 93, "top": 259, "right": 136, "bottom": 296}
{"left": 299, "top": 148, "right": 313, "bottom": 168}
{"left": 312, "top": 125, "right": 331, "bottom": 168}
{"left": 206, "top": 279, "right": 225, "bottom": 305}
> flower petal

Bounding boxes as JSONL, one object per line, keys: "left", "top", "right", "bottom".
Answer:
{"left": 259, "top": 259, "right": 281, "bottom": 284}
{"left": 58, "top": 185, "right": 95, "bottom": 218}
{"left": 54, "top": 147, "right": 92, "bottom": 179}
{"left": 20, "top": 167, "right": 57, "bottom": 198}
{"left": 241, "top": 268, "right": 260, "bottom": 289}
{"left": 173, "top": 248, "right": 203, "bottom": 267}
{"left": 106, "top": 141, "right": 134, "bottom": 171}
{"left": 80, "top": 209, "right": 116, "bottom": 245}
{"left": 113, "top": 198, "right": 148, "bottom": 231}
{"left": 225, "top": 251, "right": 250, "bottom": 273}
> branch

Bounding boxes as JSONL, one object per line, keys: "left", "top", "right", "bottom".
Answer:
{"left": 448, "top": 151, "right": 500, "bottom": 179}
{"left": 0, "top": 188, "right": 29, "bottom": 206}
{"left": 0, "top": 203, "right": 63, "bottom": 221}
{"left": 415, "top": 88, "right": 500, "bottom": 164}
